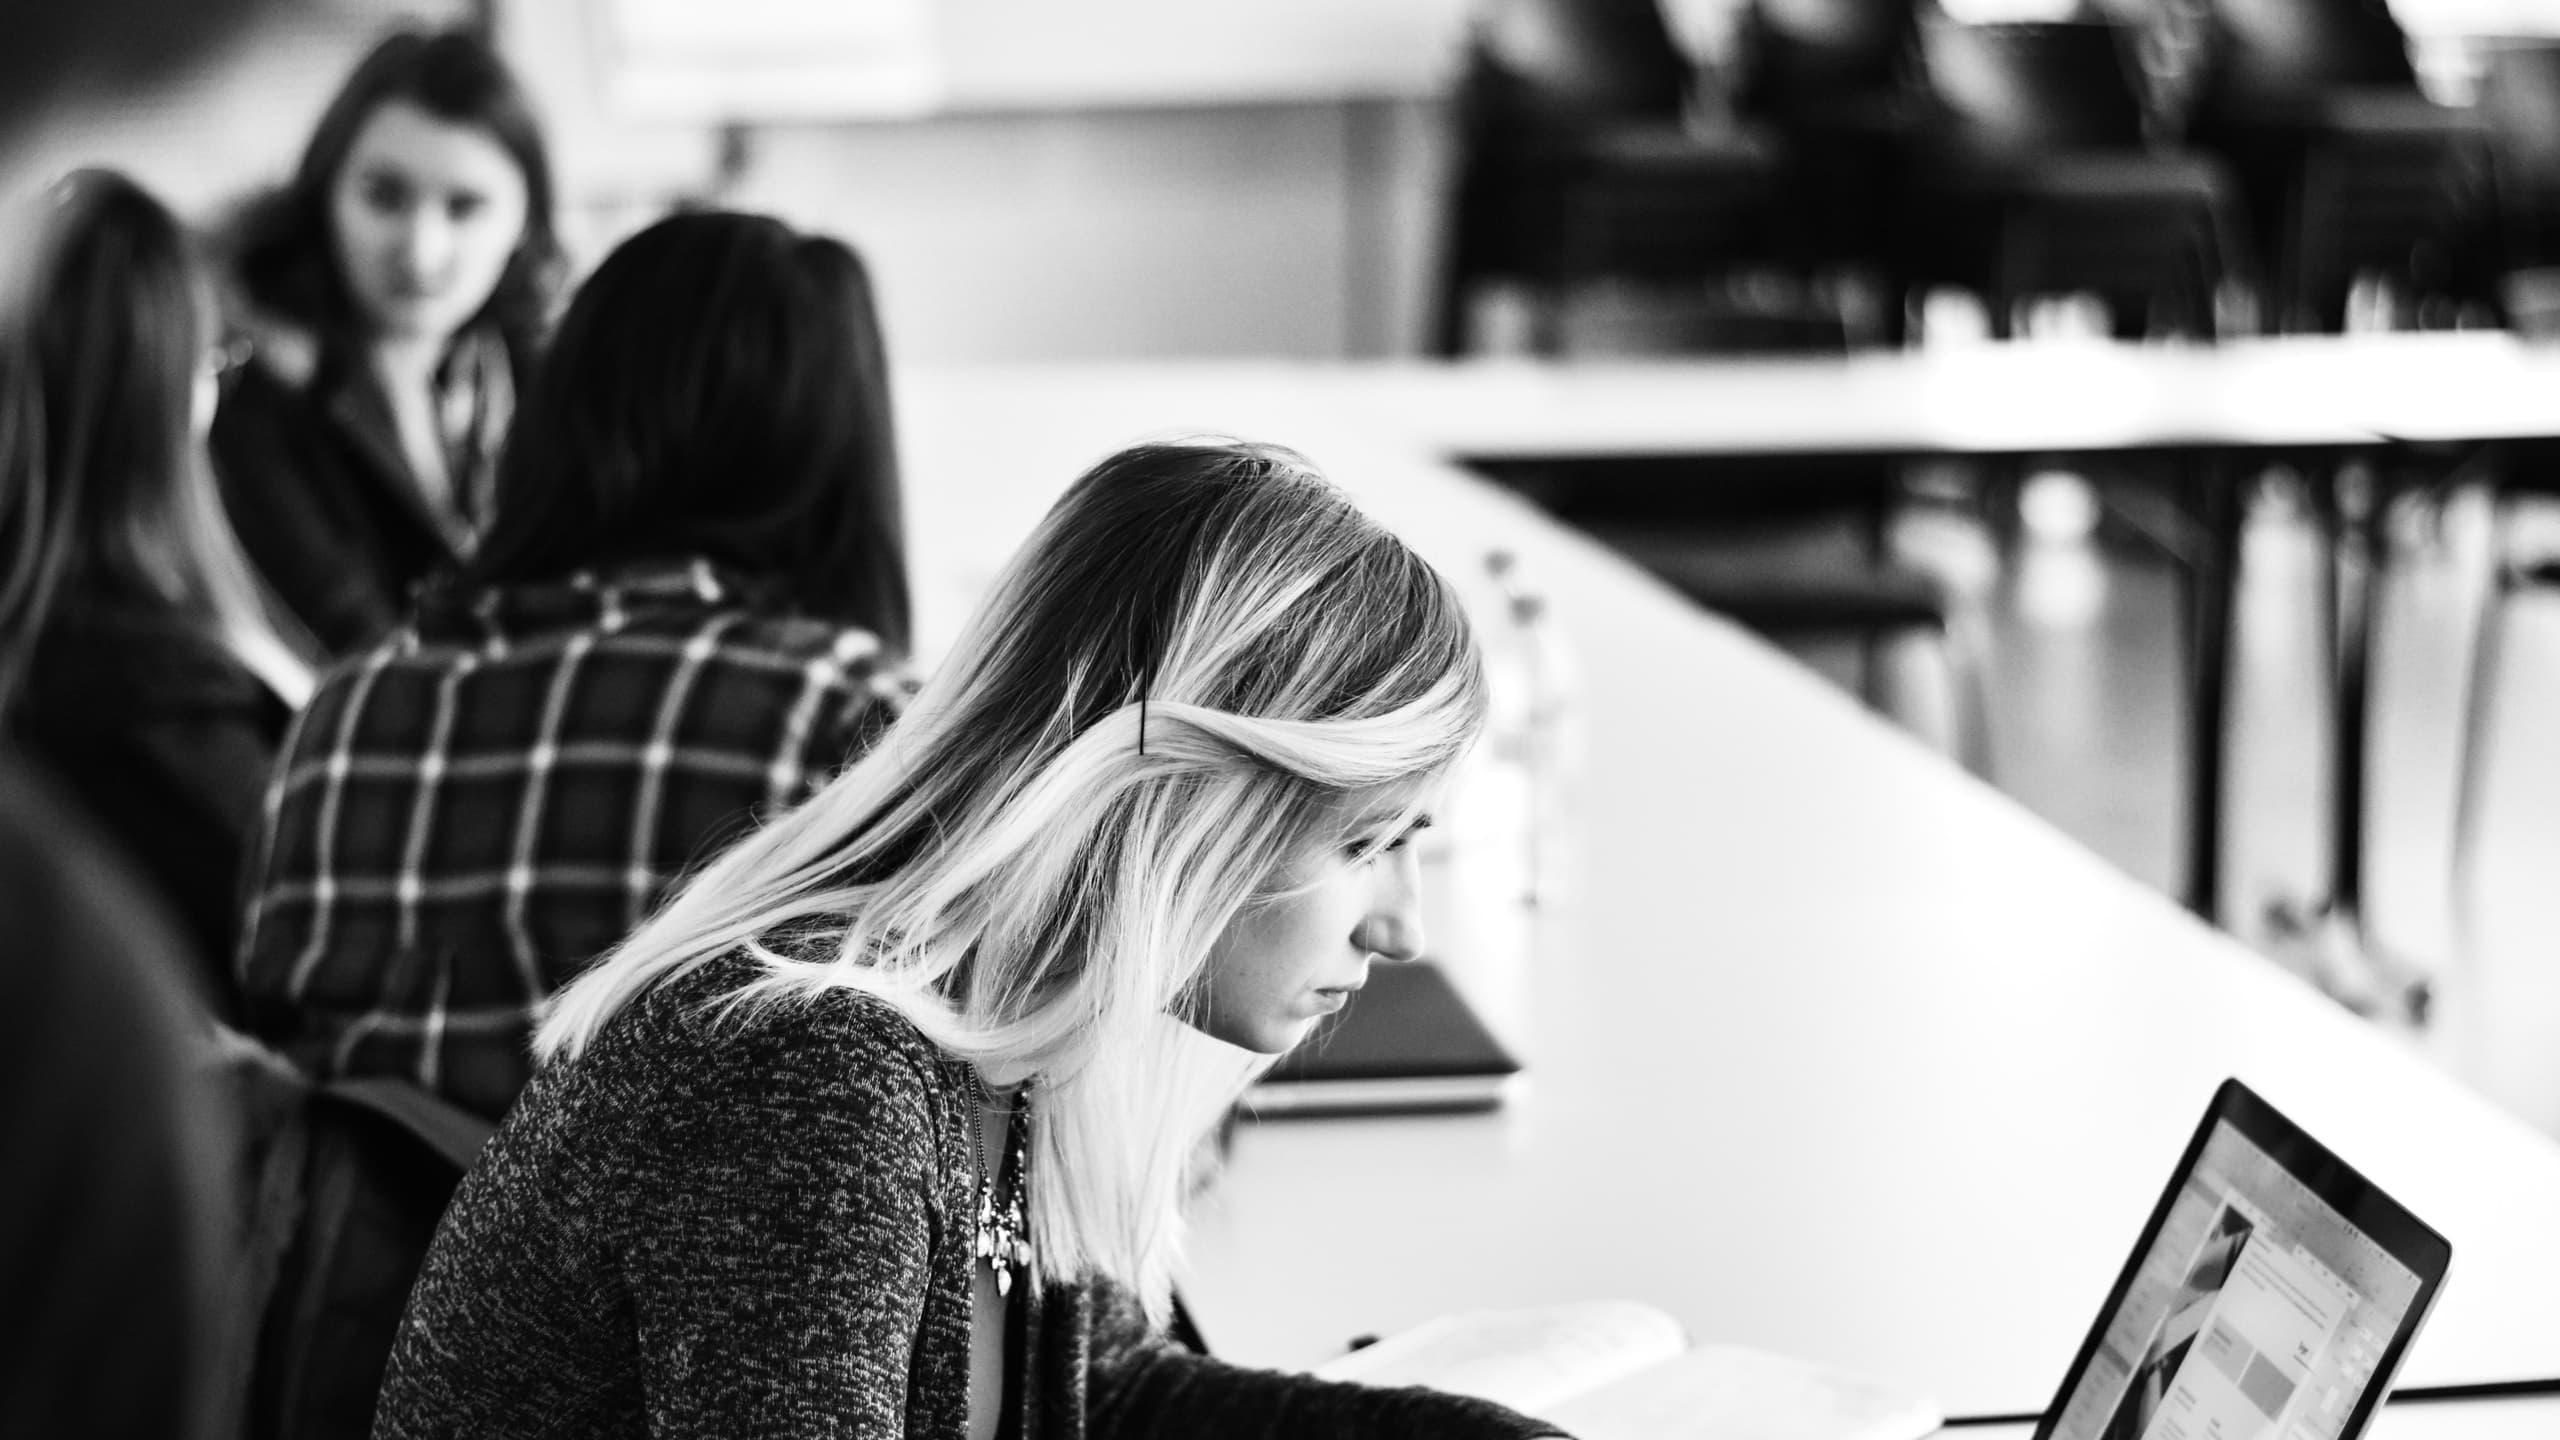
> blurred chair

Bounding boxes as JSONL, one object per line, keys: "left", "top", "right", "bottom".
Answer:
{"left": 2406, "top": 48, "right": 2560, "bottom": 954}
{"left": 1472, "top": 306, "right": 1995, "bottom": 774}
{"left": 1724, "top": 0, "right": 1928, "bottom": 335}
{"left": 1433, "top": 0, "right": 1788, "bottom": 355}
{"left": 2471, "top": 40, "right": 2560, "bottom": 305}
{"left": 1904, "top": 15, "right": 2243, "bottom": 338}
{"left": 2185, "top": 0, "right": 2491, "bottom": 332}
{"left": 1729, "top": 0, "right": 1918, "bottom": 120}
{"left": 2446, "top": 442, "right": 2560, "bottom": 958}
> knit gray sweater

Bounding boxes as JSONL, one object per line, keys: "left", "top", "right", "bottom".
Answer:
{"left": 372, "top": 952, "right": 1560, "bottom": 1439}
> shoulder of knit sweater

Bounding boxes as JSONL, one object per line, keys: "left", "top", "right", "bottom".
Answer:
{"left": 642, "top": 965, "right": 956, "bottom": 1110}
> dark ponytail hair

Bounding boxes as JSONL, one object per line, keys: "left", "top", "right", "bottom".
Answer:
{"left": 1, "top": 170, "right": 311, "bottom": 719}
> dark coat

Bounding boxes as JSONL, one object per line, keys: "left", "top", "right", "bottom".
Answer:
{"left": 208, "top": 336, "right": 482, "bottom": 658}
{"left": 9, "top": 598, "right": 289, "bottom": 1016}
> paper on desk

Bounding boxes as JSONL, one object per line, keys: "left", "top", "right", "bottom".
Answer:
{"left": 1312, "top": 1300, "right": 1687, "bottom": 1415}
{"left": 1541, "top": 1342, "right": 1944, "bottom": 1440}
{"left": 1312, "top": 1300, "right": 1942, "bottom": 1440}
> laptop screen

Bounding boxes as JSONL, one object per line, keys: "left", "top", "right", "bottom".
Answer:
{"left": 2038, "top": 1082, "right": 2450, "bottom": 1440}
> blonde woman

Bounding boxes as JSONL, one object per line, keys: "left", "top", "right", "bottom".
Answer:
{"left": 375, "top": 442, "right": 1567, "bottom": 1438}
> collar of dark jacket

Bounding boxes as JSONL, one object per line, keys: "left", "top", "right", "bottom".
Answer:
{"left": 229, "top": 310, "right": 499, "bottom": 564}
{"left": 409, "top": 558, "right": 789, "bottom": 645}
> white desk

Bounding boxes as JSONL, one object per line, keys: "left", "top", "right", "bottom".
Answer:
{"left": 896, "top": 363, "right": 2560, "bottom": 1426}
{"left": 1307, "top": 331, "right": 2560, "bottom": 458}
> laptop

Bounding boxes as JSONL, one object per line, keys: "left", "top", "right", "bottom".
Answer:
{"left": 2031, "top": 1078, "right": 2453, "bottom": 1440}
{"left": 1303, "top": 1077, "right": 2445, "bottom": 1440}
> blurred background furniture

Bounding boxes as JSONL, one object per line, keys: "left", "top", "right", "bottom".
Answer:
{"left": 2470, "top": 38, "right": 2560, "bottom": 321}
{"left": 1466, "top": 305, "right": 1994, "bottom": 775}
{"left": 1722, "top": 0, "right": 1928, "bottom": 341}
{"left": 2185, "top": 0, "right": 2493, "bottom": 332}
{"left": 1431, "top": 0, "right": 1788, "bottom": 356}
{"left": 1431, "top": 0, "right": 1987, "bottom": 768}
{"left": 2448, "top": 40, "right": 2560, "bottom": 937}
{"left": 2448, "top": 437, "right": 2560, "bottom": 953}
{"left": 1903, "top": 14, "right": 2243, "bottom": 340}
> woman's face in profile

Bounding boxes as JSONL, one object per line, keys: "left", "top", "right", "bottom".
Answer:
{"left": 1195, "top": 799, "right": 1435, "bottom": 1055}
{"left": 328, "top": 97, "right": 527, "bottom": 346}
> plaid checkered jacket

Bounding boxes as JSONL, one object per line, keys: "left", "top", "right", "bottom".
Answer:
{"left": 235, "top": 558, "right": 913, "bottom": 1119}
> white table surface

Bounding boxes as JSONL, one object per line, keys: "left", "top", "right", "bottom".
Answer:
{"left": 895, "top": 363, "right": 2560, "bottom": 1424}
{"left": 1313, "top": 331, "right": 2560, "bottom": 460}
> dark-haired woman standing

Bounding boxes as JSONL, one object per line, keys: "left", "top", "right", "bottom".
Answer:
{"left": 211, "top": 26, "right": 564, "bottom": 656}
{"left": 235, "top": 209, "right": 913, "bottom": 1123}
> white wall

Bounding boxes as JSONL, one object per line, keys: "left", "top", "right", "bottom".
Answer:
{"left": 717, "top": 101, "right": 1451, "bottom": 362}
{"left": 503, "top": 0, "right": 1462, "bottom": 362}
{"left": 1, "top": 3, "right": 474, "bottom": 224}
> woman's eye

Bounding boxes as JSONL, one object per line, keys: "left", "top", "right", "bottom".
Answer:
{"left": 447, "top": 193, "right": 484, "bottom": 222}
{"left": 362, "top": 177, "right": 410, "bottom": 213}
{"left": 1344, "top": 834, "right": 1405, "bottom": 864}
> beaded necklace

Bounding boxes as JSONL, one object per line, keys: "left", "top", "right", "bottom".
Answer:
{"left": 971, "top": 1073, "right": 1032, "bottom": 1296}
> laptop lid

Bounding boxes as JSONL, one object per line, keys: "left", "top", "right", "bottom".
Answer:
{"left": 2033, "top": 1078, "right": 2452, "bottom": 1440}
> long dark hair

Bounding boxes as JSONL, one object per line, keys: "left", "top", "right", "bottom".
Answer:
{"left": 226, "top": 26, "right": 562, "bottom": 363}
{"left": 0, "top": 171, "right": 312, "bottom": 719}
{"left": 461, "top": 210, "right": 910, "bottom": 651}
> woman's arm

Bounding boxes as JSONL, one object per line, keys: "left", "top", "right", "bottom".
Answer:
{"left": 615, "top": 996, "right": 953, "bottom": 1435}
{"left": 1077, "top": 1280, "right": 1568, "bottom": 1440}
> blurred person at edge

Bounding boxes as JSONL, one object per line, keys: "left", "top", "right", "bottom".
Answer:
{"left": 1, "top": 9, "right": 324, "bottom": 1440}
{"left": 210, "top": 25, "right": 564, "bottom": 657}
{"left": 234, "top": 209, "right": 916, "bottom": 1124}
{"left": 0, "top": 169, "right": 315, "bottom": 1018}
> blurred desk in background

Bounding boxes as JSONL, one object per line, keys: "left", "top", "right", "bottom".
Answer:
{"left": 897, "top": 359, "right": 2560, "bottom": 1425}
{"left": 1323, "top": 333, "right": 2560, "bottom": 935}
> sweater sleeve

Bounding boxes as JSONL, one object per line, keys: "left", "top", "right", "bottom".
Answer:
{"left": 1079, "top": 1280, "right": 1568, "bottom": 1440}
{"left": 614, "top": 999, "right": 949, "bottom": 1437}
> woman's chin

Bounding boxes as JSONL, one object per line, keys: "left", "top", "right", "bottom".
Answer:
{"left": 1188, "top": 1011, "right": 1314, "bottom": 1057}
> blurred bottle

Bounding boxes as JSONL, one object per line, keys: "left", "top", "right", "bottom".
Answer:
{"left": 1484, "top": 548, "right": 1563, "bottom": 906}
{"left": 1425, "top": 547, "right": 1576, "bottom": 1045}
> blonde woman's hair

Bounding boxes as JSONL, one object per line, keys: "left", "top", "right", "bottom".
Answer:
{"left": 538, "top": 440, "right": 1487, "bottom": 1313}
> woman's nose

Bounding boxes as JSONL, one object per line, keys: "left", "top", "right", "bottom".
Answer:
{"left": 1353, "top": 849, "right": 1427, "bottom": 962}
{"left": 401, "top": 208, "right": 454, "bottom": 276}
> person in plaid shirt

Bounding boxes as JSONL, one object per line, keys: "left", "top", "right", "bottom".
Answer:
{"left": 235, "top": 211, "right": 914, "bottom": 1121}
